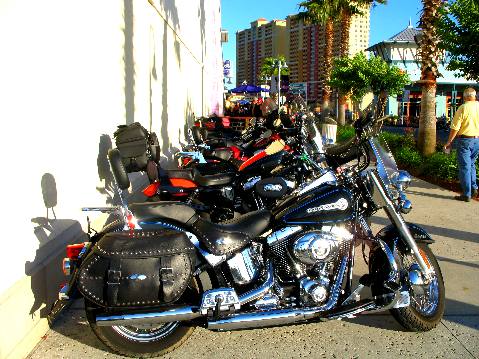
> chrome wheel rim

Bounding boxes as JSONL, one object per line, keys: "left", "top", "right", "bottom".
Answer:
{"left": 410, "top": 274, "right": 439, "bottom": 316}
{"left": 404, "top": 250, "right": 440, "bottom": 316}
{"left": 112, "top": 322, "right": 179, "bottom": 342}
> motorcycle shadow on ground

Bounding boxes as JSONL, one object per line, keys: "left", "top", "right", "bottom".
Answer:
{"left": 25, "top": 173, "right": 86, "bottom": 319}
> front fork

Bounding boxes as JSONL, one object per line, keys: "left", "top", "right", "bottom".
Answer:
{"left": 369, "top": 171, "right": 433, "bottom": 282}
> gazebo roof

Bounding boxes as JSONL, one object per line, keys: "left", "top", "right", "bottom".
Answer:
{"left": 367, "top": 21, "right": 423, "bottom": 52}
{"left": 388, "top": 26, "right": 422, "bottom": 42}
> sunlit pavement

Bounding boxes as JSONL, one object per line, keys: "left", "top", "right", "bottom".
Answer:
{"left": 28, "top": 178, "right": 478, "bottom": 359}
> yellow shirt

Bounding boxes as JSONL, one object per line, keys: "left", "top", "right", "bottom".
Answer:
{"left": 451, "top": 100, "right": 479, "bottom": 136}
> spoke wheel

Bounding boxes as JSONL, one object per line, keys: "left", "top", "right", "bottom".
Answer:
{"left": 390, "top": 243, "right": 445, "bottom": 332}
{"left": 112, "top": 322, "right": 180, "bottom": 342}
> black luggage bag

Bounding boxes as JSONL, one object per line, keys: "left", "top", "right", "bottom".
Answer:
{"left": 113, "top": 122, "right": 160, "bottom": 172}
{"left": 78, "top": 229, "right": 196, "bottom": 308}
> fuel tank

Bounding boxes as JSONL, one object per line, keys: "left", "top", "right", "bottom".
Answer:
{"left": 273, "top": 184, "right": 354, "bottom": 225}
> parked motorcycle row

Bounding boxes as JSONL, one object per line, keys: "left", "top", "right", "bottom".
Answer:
{"left": 50, "top": 103, "right": 445, "bottom": 358}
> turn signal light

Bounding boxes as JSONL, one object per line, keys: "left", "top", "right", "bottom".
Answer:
{"left": 66, "top": 243, "right": 85, "bottom": 260}
{"left": 62, "top": 258, "right": 72, "bottom": 275}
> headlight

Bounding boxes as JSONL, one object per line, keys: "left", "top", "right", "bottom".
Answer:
{"left": 391, "top": 170, "right": 411, "bottom": 191}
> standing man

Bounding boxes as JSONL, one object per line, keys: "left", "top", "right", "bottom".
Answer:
{"left": 444, "top": 87, "right": 479, "bottom": 202}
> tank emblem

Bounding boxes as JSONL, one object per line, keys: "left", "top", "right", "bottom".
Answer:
{"left": 306, "top": 198, "right": 349, "bottom": 213}
{"left": 129, "top": 274, "right": 147, "bottom": 281}
{"left": 264, "top": 184, "right": 283, "bottom": 192}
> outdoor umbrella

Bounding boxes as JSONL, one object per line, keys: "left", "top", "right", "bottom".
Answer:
{"left": 229, "top": 84, "right": 269, "bottom": 93}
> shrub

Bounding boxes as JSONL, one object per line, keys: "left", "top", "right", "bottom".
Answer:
{"left": 422, "top": 151, "right": 459, "bottom": 181}
{"left": 336, "top": 125, "right": 355, "bottom": 142}
{"left": 395, "top": 146, "right": 423, "bottom": 170}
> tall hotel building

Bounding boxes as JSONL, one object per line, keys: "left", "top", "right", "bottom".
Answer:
{"left": 236, "top": 10, "right": 370, "bottom": 102}
{"left": 236, "top": 19, "right": 287, "bottom": 86}
{"left": 287, "top": 11, "right": 370, "bottom": 102}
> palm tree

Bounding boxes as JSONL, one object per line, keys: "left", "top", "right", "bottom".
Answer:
{"left": 417, "top": 0, "right": 442, "bottom": 156}
{"left": 258, "top": 55, "right": 289, "bottom": 86}
{"left": 298, "top": 1, "right": 338, "bottom": 118}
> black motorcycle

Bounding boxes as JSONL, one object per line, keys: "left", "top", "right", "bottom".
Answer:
{"left": 52, "top": 115, "right": 444, "bottom": 357}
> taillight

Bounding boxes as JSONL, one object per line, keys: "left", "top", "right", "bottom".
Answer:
{"left": 142, "top": 182, "right": 160, "bottom": 197}
{"left": 66, "top": 243, "right": 86, "bottom": 260}
{"left": 126, "top": 212, "right": 138, "bottom": 230}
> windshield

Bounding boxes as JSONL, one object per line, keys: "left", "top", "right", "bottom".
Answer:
{"left": 368, "top": 136, "right": 398, "bottom": 186}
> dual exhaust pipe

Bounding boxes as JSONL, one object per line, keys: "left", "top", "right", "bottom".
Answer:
{"left": 96, "top": 259, "right": 355, "bottom": 330}
{"left": 96, "top": 262, "right": 276, "bottom": 328}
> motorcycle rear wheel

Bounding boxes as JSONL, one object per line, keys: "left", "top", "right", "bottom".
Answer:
{"left": 390, "top": 243, "right": 445, "bottom": 331}
{"left": 90, "top": 320, "right": 194, "bottom": 358}
{"left": 87, "top": 277, "right": 203, "bottom": 358}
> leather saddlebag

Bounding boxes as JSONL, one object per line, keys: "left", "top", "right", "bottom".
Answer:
{"left": 78, "top": 229, "right": 196, "bottom": 308}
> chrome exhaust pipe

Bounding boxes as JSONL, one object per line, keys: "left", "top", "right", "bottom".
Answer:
{"left": 209, "top": 257, "right": 348, "bottom": 331}
{"left": 95, "top": 306, "right": 201, "bottom": 327}
{"left": 94, "top": 263, "right": 275, "bottom": 328}
{"left": 239, "top": 262, "right": 274, "bottom": 305}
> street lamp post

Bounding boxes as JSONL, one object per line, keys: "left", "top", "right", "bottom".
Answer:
{"left": 274, "top": 59, "right": 287, "bottom": 108}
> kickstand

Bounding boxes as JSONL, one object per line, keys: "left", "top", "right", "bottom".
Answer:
{"left": 213, "top": 295, "right": 224, "bottom": 319}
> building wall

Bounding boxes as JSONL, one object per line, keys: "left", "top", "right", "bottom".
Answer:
{"left": 236, "top": 19, "right": 287, "bottom": 86}
{"left": 0, "top": 1, "right": 222, "bottom": 358}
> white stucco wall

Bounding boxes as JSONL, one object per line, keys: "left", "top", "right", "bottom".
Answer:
{"left": 0, "top": 1, "right": 222, "bottom": 358}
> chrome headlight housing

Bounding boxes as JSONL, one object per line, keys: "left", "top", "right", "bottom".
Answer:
{"left": 391, "top": 170, "right": 412, "bottom": 192}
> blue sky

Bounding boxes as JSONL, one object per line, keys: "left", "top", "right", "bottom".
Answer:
{"left": 221, "top": 0, "right": 423, "bottom": 87}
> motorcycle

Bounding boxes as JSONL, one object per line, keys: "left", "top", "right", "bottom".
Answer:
{"left": 51, "top": 114, "right": 444, "bottom": 358}
{"left": 142, "top": 115, "right": 322, "bottom": 222}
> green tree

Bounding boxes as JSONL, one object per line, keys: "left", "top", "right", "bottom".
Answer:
{"left": 329, "top": 54, "right": 370, "bottom": 104}
{"left": 417, "top": 0, "right": 442, "bottom": 156}
{"left": 437, "top": 0, "right": 479, "bottom": 81}
{"left": 336, "top": 0, "right": 387, "bottom": 125}
{"left": 366, "top": 56, "right": 410, "bottom": 116}
{"left": 258, "top": 55, "right": 289, "bottom": 84}
{"left": 329, "top": 53, "right": 410, "bottom": 116}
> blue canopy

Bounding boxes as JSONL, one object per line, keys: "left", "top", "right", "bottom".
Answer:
{"left": 229, "top": 84, "right": 269, "bottom": 93}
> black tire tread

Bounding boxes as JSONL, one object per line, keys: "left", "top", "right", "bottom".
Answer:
{"left": 90, "top": 322, "right": 194, "bottom": 358}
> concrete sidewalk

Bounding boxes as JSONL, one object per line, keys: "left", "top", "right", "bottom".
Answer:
{"left": 27, "top": 178, "right": 479, "bottom": 359}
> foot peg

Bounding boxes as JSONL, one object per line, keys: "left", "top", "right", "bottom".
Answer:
{"left": 200, "top": 289, "right": 240, "bottom": 316}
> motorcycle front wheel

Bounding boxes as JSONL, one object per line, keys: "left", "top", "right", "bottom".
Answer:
{"left": 390, "top": 243, "right": 445, "bottom": 331}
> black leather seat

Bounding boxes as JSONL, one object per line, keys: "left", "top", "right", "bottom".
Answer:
{"left": 130, "top": 202, "right": 197, "bottom": 224}
{"left": 211, "top": 148, "right": 233, "bottom": 161}
{"left": 325, "top": 137, "right": 360, "bottom": 168}
{"left": 164, "top": 167, "right": 234, "bottom": 187}
{"left": 192, "top": 209, "right": 271, "bottom": 256}
{"left": 192, "top": 169, "right": 235, "bottom": 187}
{"left": 164, "top": 169, "right": 194, "bottom": 180}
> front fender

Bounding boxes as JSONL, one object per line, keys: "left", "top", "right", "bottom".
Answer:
{"left": 376, "top": 222, "right": 434, "bottom": 245}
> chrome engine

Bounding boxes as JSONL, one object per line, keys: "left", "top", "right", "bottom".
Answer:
{"left": 269, "top": 225, "right": 353, "bottom": 305}
{"left": 227, "top": 243, "right": 263, "bottom": 285}
{"left": 226, "top": 226, "right": 353, "bottom": 307}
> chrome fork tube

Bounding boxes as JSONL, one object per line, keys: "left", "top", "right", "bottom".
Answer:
{"left": 369, "top": 171, "right": 433, "bottom": 279}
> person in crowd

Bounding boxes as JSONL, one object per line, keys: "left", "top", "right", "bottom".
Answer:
{"left": 444, "top": 87, "right": 479, "bottom": 202}
{"left": 252, "top": 97, "right": 263, "bottom": 118}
